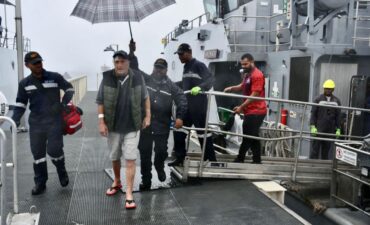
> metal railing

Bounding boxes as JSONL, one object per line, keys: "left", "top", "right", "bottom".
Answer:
{"left": 0, "top": 117, "right": 18, "bottom": 225}
{"left": 175, "top": 90, "right": 370, "bottom": 182}
{"left": 330, "top": 141, "right": 370, "bottom": 216}
{"left": 66, "top": 76, "right": 87, "bottom": 105}
{"left": 0, "top": 29, "right": 31, "bottom": 52}
{"left": 162, "top": 12, "right": 210, "bottom": 46}
{"left": 353, "top": 0, "right": 370, "bottom": 46}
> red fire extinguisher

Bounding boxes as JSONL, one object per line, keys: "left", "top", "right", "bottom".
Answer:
{"left": 281, "top": 109, "right": 288, "bottom": 125}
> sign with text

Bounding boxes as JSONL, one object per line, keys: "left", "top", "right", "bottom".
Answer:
{"left": 336, "top": 146, "right": 357, "bottom": 166}
{"left": 204, "top": 49, "right": 220, "bottom": 59}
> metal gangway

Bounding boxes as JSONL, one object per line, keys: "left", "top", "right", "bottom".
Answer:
{"left": 170, "top": 91, "right": 370, "bottom": 185}
{"left": 0, "top": 117, "right": 40, "bottom": 225}
{"left": 331, "top": 141, "right": 370, "bottom": 216}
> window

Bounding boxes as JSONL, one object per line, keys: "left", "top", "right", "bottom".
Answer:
{"left": 204, "top": 0, "right": 218, "bottom": 20}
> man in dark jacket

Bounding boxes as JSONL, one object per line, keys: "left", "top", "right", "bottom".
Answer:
{"left": 138, "top": 58, "right": 187, "bottom": 190}
{"left": 168, "top": 43, "right": 216, "bottom": 166}
{"left": 12, "top": 51, "right": 74, "bottom": 195}
{"left": 310, "top": 79, "right": 341, "bottom": 159}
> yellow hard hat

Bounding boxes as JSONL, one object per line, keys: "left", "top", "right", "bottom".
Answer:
{"left": 323, "top": 79, "right": 335, "bottom": 89}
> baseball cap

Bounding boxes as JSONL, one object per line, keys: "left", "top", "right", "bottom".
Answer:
{"left": 113, "top": 50, "right": 129, "bottom": 59}
{"left": 154, "top": 58, "right": 168, "bottom": 69}
{"left": 174, "top": 43, "right": 192, "bottom": 54}
{"left": 24, "top": 51, "right": 43, "bottom": 64}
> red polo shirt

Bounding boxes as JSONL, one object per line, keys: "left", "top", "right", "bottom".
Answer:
{"left": 241, "top": 67, "right": 267, "bottom": 115}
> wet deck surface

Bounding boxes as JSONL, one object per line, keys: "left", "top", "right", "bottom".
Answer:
{"left": 1, "top": 92, "right": 306, "bottom": 225}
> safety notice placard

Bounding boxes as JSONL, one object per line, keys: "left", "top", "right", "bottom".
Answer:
{"left": 336, "top": 146, "right": 357, "bottom": 166}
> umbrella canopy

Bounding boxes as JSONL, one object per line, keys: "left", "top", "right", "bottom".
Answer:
{"left": 71, "top": 0, "right": 175, "bottom": 23}
{"left": 0, "top": 0, "right": 14, "bottom": 6}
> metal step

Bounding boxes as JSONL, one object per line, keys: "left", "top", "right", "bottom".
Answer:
{"left": 171, "top": 154, "right": 353, "bottom": 183}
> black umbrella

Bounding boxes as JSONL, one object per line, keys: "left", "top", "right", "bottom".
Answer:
{"left": 71, "top": 0, "right": 176, "bottom": 40}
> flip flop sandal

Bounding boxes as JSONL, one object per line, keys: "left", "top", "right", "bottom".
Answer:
{"left": 125, "top": 199, "right": 136, "bottom": 209}
{"left": 106, "top": 184, "right": 122, "bottom": 196}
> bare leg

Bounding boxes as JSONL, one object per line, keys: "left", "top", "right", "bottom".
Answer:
{"left": 125, "top": 159, "right": 136, "bottom": 200}
{"left": 112, "top": 160, "right": 121, "bottom": 186}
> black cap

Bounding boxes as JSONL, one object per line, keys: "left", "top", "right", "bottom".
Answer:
{"left": 154, "top": 58, "right": 168, "bottom": 69}
{"left": 113, "top": 50, "right": 129, "bottom": 59}
{"left": 24, "top": 51, "right": 43, "bottom": 64}
{"left": 174, "top": 43, "right": 192, "bottom": 54}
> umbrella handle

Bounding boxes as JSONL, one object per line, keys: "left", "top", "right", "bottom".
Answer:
{"left": 128, "top": 21, "right": 133, "bottom": 40}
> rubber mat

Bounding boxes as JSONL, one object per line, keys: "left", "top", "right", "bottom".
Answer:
{"left": 104, "top": 164, "right": 173, "bottom": 192}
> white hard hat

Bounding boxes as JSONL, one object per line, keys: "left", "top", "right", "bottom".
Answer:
{"left": 0, "top": 91, "right": 9, "bottom": 116}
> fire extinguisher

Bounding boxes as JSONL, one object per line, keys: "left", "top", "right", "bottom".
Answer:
{"left": 281, "top": 109, "right": 288, "bottom": 125}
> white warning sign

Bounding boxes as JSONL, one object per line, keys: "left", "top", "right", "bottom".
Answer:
{"left": 336, "top": 146, "right": 357, "bottom": 166}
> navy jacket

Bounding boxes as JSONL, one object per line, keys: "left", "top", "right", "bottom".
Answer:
{"left": 12, "top": 69, "right": 74, "bottom": 128}
{"left": 182, "top": 58, "right": 213, "bottom": 112}
{"left": 143, "top": 74, "right": 187, "bottom": 135}
{"left": 310, "top": 94, "right": 341, "bottom": 133}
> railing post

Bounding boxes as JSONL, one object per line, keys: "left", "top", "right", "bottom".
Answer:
{"left": 0, "top": 128, "right": 6, "bottom": 225}
{"left": 0, "top": 117, "right": 18, "bottom": 214}
{"left": 330, "top": 144, "right": 338, "bottom": 207}
{"left": 292, "top": 104, "right": 307, "bottom": 182}
{"left": 348, "top": 109, "right": 355, "bottom": 140}
{"left": 198, "top": 93, "right": 212, "bottom": 177}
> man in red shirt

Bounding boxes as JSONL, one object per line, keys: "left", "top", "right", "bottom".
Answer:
{"left": 224, "top": 53, "right": 267, "bottom": 163}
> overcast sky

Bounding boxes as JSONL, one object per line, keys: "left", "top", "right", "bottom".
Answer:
{"left": 1, "top": 0, "right": 205, "bottom": 90}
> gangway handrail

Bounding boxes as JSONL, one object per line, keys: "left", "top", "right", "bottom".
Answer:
{"left": 179, "top": 90, "right": 370, "bottom": 181}
{"left": 206, "top": 90, "right": 370, "bottom": 113}
{"left": 0, "top": 116, "right": 18, "bottom": 225}
{"left": 330, "top": 141, "right": 370, "bottom": 217}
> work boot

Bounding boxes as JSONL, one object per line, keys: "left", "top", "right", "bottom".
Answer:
{"left": 31, "top": 183, "right": 46, "bottom": 195}
{"left": 33, "top": 161, "right": 48, "bottom": 188}
{"left": 157, "top": 169, "right": 166, "bottom": 182}
{"left": 167, "top": 158, "right": 183, "bottom": 167}
{"left": 139, "top": 182, "right": 151, "bottom": 191}
{"left": 52, "top": 157, "right": 69, "bottom": 187}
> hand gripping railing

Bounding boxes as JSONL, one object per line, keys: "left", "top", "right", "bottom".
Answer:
{"left": 0, "top": 117, "right": 18, "bottom": 225}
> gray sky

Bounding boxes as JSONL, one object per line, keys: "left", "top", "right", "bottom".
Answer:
{"left": 2, "top": 0, "right": 205, "bottom": 90}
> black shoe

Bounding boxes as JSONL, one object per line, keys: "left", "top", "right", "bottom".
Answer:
{"left": 59, "top": 172, "right": 69, "bottom": 187}
{"left": 31, "top": 184, "right": 46, "bottom": 195}
{"left": 233, "top": 158, "right": 244, "bottom": 163}
{"left": 168, "top": 158, "right": 183, "bottom": 167}
{"left": 251, "top": 161, "right": 262, "bottom": 164}
{"left": 157, "top": 169, "right": 166, "bottom": 182}
{"left": 139, "top": 182, "right": 151, "bottom": 191}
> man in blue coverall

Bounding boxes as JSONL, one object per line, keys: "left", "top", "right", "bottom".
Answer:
{"left": 168, "top": 43, "right": 216, "bottom": 166}
{"left": 12, "top": 51, "right": 74, "bottom": 195}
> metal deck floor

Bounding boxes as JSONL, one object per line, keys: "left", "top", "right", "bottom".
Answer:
{"left": 1, "top": 92, "right": 307, "bottom": 225}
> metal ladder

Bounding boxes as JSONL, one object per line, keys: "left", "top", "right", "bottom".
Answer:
{"left": 353, "top": 0, "right": 370, "bottom": 46}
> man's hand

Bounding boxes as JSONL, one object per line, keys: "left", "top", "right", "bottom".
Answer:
{"left": 310, "top": 125, "right": 318, "bottom": 136}
{"left": 99, "top": 120, "right": 108, "bottom": 137}
{"left": 336, "top": 128, "right": 341, "bottom": 137}
{"left": 142, "top": 116, "right": 151, "bottom": 129}
{"left": 174, "top": 119, "right": 183, "bottom": 129}
{"left": 224, "top": 87, "right": 232, "bottom": 92}
{"left": 191, "top": 86, "right": 201, "bottom": 96}
{"left": 233, "top": 106, "right": 242, "bottom": 114}
{"left": 129, "top": 39, "right": 136, "bottom": 53}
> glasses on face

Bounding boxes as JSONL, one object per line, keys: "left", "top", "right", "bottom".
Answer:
{"left": 31, "top": 61, "right": 42, "bottom": 66}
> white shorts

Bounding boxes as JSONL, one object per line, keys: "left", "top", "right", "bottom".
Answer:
{"left": 107, "top": 131, "right": 139, "bottom": 161}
